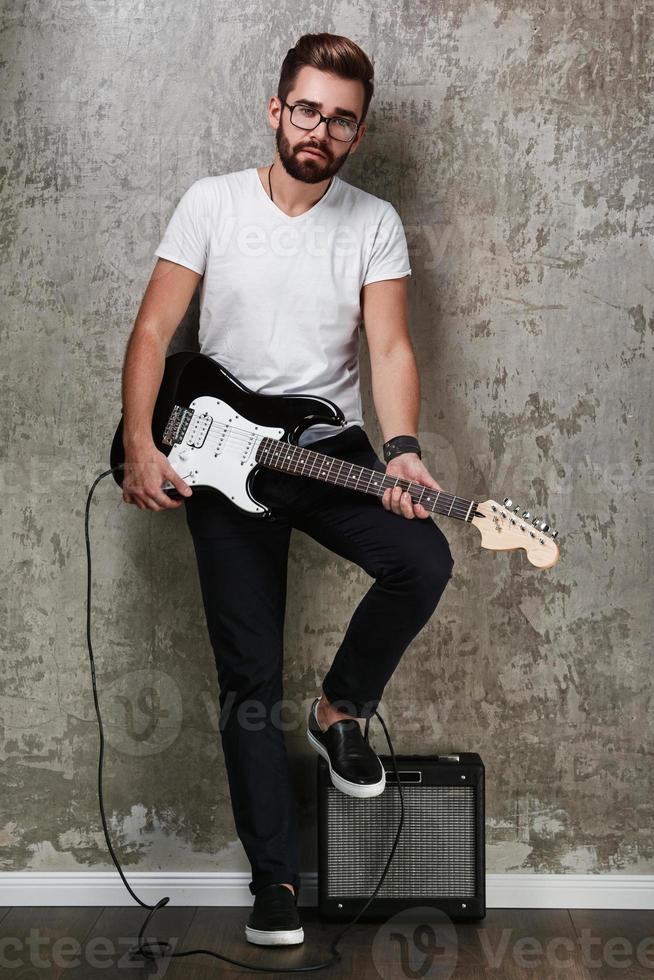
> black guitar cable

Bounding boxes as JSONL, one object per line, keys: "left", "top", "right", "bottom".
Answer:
{"left": 86, "top": 465, "right": 406, "bottom": 973}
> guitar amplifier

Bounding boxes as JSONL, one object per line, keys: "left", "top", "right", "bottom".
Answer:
{"left": 317, "top": 752, "right": 485, "bottom": 921}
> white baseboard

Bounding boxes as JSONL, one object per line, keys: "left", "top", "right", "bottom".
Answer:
{"left": 0, "top": 872, "right": 652, "bottom": 909}
{"left": 487, "top": 873, "right": 654, "bottom": 910}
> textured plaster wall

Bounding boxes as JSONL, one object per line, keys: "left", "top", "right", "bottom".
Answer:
{"left": 2, "top": 0, "right": 652, "bottom": 882}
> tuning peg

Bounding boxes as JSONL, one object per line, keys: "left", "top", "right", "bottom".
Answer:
{"left": 503, "top": 497, "right": 513, "bottom": 509}
{"left": 550, "top": 529, "right": 558, "bottom": 540}
{"left": 522, "top": 511, "right": 531, "bottom": 520}
{"left": 513, "top": 504, "right": 521, "bottom": 514}
{"left": 532, "top": 517, "right": 541, "bottom": 526}
{"left": 538, "top": 522, "right": 550, "bottom": 532}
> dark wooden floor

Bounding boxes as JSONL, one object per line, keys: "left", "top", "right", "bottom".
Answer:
{"left": 0, "top": 906, "right": 652, "bottom": 978}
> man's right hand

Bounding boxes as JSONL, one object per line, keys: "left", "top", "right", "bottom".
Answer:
{"left": 122, "top": 440, "right": 193, "bottom": 511}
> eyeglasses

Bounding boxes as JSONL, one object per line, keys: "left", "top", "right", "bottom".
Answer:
{"left": 280, "top": 99, "right": 360, "bottom": 143}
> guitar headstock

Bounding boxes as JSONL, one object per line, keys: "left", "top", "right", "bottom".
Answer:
{"left": 471, "top": 497, "right": 560, "bottom": 568}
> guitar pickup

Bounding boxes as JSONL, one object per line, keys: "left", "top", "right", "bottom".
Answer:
{"left": 187, "top": 411, "right": 213, "bottom": 449}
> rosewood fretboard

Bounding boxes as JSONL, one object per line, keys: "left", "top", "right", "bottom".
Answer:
{"left": 256, "top": 437, "right": 479, "bottom": 523}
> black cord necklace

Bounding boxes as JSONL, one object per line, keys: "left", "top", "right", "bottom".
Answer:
{"left": 268, "top": 162, "right": 333, "bottom": 206}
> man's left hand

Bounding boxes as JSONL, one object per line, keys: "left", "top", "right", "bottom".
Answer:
{"left": 381, "top": 453, "right": 443, "bottom": 519}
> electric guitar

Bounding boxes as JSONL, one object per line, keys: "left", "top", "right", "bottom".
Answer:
{"left": 109, "top": 351, "right": 561, "bottom": 569}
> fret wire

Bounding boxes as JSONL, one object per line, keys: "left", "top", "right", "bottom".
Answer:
{"left": 263, "top": 439, "right": 461, "bottom": 510}
{"left": 256, "top": 438, "right": 476, "bottom": 522}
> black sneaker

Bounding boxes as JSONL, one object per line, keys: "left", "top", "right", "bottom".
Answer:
{"left": 245, "top": 883, "right": 304, "bottom": 946}
{"left": 307, "top": 697, "right": 386, "bottom": 798}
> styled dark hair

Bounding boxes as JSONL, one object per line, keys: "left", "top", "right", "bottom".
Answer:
{"left": 277, "top": 33, "right": 374, "bottom": 125}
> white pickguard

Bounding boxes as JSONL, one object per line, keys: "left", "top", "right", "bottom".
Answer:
{"left": 161, "top": 396, "right": 285, "bottom": 514}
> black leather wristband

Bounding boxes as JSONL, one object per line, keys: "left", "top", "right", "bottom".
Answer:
{"left": 383, "top": 435, "right": 422, "bottom": 463}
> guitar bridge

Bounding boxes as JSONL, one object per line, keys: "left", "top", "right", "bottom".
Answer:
{"left": 162, "top": 405, "right": 194, "bottom": 446}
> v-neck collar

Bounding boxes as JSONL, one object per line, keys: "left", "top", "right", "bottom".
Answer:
{"left": 253, "top": 166, "right": 338, "bottom": 222}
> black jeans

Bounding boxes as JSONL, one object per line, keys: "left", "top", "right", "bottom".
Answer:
{"left": 183, "top": 424, "right": 454, "bottom": 896}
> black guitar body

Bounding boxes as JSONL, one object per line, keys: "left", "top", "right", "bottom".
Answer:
{"left": 109, "top": 350, "right": 346, "bottom": 511}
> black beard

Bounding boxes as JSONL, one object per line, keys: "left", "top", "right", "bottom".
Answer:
{"left": 275, "top": 125, "right": 352, "bottom": 184}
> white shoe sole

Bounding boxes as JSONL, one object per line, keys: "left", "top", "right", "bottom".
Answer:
{"left": 307, "top": 727, "right": 386, "bottom": 798}
{"left": 245, "top": 924, "right": 304, "bottom": 945}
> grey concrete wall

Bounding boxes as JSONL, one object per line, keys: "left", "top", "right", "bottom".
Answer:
{"left": 2, "top": 0, "right": 652, "bottom": 883}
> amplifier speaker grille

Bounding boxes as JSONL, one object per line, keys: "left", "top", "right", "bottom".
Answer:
{"left": 327, "top": 785, "right": 477, "bottom": 897}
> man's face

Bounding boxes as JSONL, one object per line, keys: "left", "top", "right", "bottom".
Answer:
{"left": 271, "top": 65, "right": 366, "bottom": 184}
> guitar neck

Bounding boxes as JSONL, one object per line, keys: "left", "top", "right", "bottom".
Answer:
{"left": 256, "top": 437, "right": 479, "bottom": 523}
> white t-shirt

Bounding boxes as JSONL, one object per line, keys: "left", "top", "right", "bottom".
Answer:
{"left": 153, "top": 167, "right": 412, "bottom": 445}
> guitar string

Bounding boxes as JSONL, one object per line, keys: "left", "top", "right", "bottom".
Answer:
{"left": 198, "top": 449, "right": 474, "bottom": 520}
{"left": 164, "top": 415, "right": 551, "bottom": 537}
{"left": 165, "top": 415, "right": 476, "bottom": 519}
{"left": 168, "top": 418, "right": 476, "bottom": 517}
{"left": 175, "top": 422, "right": 474, "bottom": 517}
{"left": 257, "top": 445, "right": 475, "bottom": 519}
